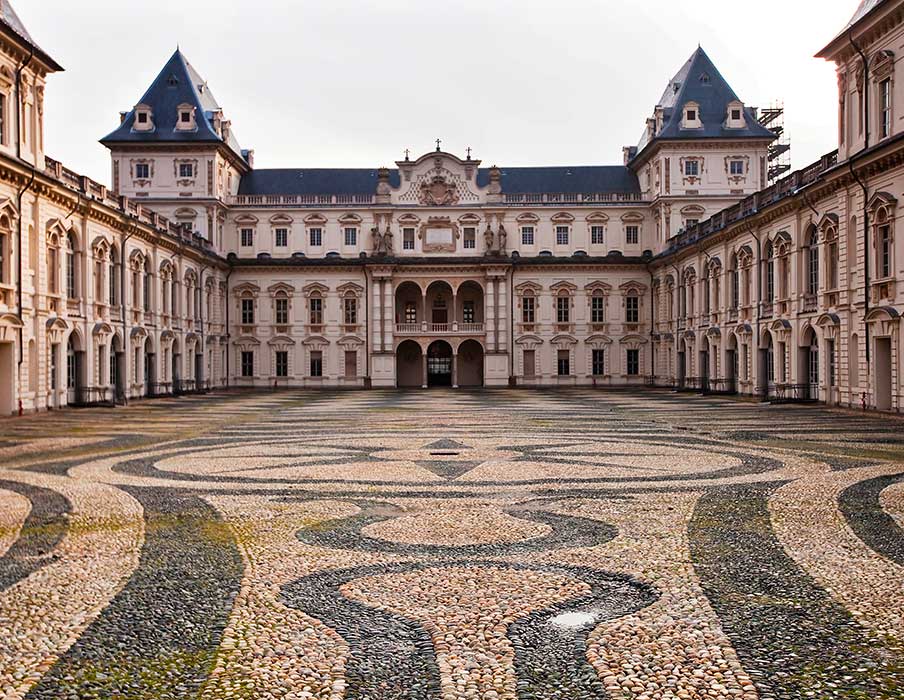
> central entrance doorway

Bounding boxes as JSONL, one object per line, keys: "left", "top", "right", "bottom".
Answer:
{"left": 427, "top": 340, "right": 453, "bottom": 387}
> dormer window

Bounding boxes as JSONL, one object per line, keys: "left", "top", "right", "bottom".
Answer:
{"left": 179, "top": 163, "right": 194, "bottom": 179}
{"left": 132, "top": 104, "right": 154, "bottom": 132}
{"left": 682, "top": 102, "right": 702, "bottom": 129}
{"left": 175, "top": 103, "right": 197, "bottom": 131}
{"left": 726, "top": 101, "right": 747, "bottom": 129}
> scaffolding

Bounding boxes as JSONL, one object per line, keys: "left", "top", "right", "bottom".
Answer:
{"left": 759, "top": 102, "right": 791, "bottom": 183}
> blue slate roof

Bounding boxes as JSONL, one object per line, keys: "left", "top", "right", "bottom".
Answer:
{"left": 101, "top": 50, "right": 246, "bottom": 162}
{"left": 0, "top": 0, "right": 62, "bottom": 71}
{"left": 238, "top": 165, "right": 640, "bottom": 196}
{"left": 635, "top": 47, "right": 774, "bottom": 154}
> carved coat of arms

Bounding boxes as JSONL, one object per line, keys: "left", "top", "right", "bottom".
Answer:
{"left": 419, "top": 175, "right": 459, "bottom": 206}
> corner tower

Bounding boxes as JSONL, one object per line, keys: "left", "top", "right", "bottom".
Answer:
{"left": 101, "top": 49, "right": 252, "bottom": 250}
{"left": 626, "top": 47, "right": 775, "bottom": 246}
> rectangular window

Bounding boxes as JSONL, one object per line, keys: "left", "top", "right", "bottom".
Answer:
{"left": 731, "top": 109, "right": 742, "bottom": 121}
{"left": 590, "top": 226, "right": 605, "bottom": 245}
{"left": 626, "top": 349, "right": 640, "bottom": 376}
{"left": 463, "top": 300, "right": 475, "bottom": 324}
{"left": 556, "top": 296, "right": 570, "bottom": 324}
{"left": 521, "top": 226, "right": 535, "bottom": 246}
{"left": 730, "top": 160, "right": 745, "bottom": 176}
{"left": 591, "top": 296, "right": 605, "bottom": 323}
{"left": 345, "top": 350, "right": 357, "bottom": 378}
{"left": 344, "top": 297, "right": 357, "bottom": 325}
{"left": 344, "top": 227, "right": 357, "bottom": 246}
{"left": 310, "top": 351, "right": 323, "bottom": 377}
{"left": 241, "top": 298, "right": 254, "bottom": 325}
{"left": 625, "top": 225, "right": 639, "bottom": 245}
{"left": 405, "top": 302, "right": 417, "bottom": 324}
{"left": 463, "top": 227, "right": 476, "bottom": 249}
{"left": 685, "top": 219, "right": 699, "bottom": 229}
{"left": 556, "top": 226, "right": 569, "bottom": 246}
{"left": 686, "top": 109, "right": 697, "bottom": 122}
{"left": 309, "top": 297, "right": 323, "bottom": 325}
{"left": 592, "top": 349, "right": 605, "bottom": 376}
{"left": 181, "top": 111, "right": 191, "bottom": 123}
{"left": 685, "top": 160, "right": 699, "bottom": 177}
{"left": 523, "top": 349, "right": 536, "bottom": 378}
{"left": 827, "top": 339, "right": 836, "bottom": 387}
{"left": 881, "top": 78, "right": 892, "bottom": 139}
{"left": 522, "top": 296, "right": 535, "bottom": 323}
{"left": 557, "top": 349, "right": 570, "bottom": 376}
{"left": 275, "top": 298, "right": 289, "bottom": 325}
{"left": 0, "top": 232, "right": 6, "bottom": 284}
{"left": 241, "top": 351, "right": 254, "bottom": 378}
{"left": 625, "top": 295, "right": 639, "bottom": 324}
{"left": 135, "top": 163, "right": 150, "bottom": 179}
{"left": 178, "top": 163, "right": 194, "bottom": 179}
{"left": 403, "top": 227, "right": 415, "bottom": 250}
{"left": 0, "top": 95, "right": 6, "bottom": 146}
{"left": 240, "top": 228, "right": 254, "bottom": 247}
{"left": 309, "top": 228, "right": 322, "bottom": 247}
{"left": 275, "top": 351, "right": 288, "bottom": 378}
{"left": 275, "top": 228, "right": 288, "bottom": 248}
{"left": 142, "top": 272, "right": 150, "bottom": 311}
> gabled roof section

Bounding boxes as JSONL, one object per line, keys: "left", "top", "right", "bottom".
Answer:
{"left": 237, "top": 166, "right": 641, "bottom": 196}
{"left": 101, "top": 49, "right": 246, "bottom": 164}
{"left": 0, "top": 0, "right": 63, "bottom": 72}
{"left": 816, "top": 0, "right": 888, "bottom": 57}
{"left": 635, "top": 47, "right": 774, "bottom": 156}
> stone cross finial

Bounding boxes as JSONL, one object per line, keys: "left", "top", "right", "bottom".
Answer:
{"left": 435, "top": 138, "right": 442, "bottom": 152}
{"left": 466, "top": 147, "right": 472, "bottom": 160}
{"left": 404, "top": 149, "right": 410, "bottom": 161}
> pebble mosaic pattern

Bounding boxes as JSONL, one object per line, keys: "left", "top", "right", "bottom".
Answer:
{"left": 1, "top": 388, "right": 904, "bottom": 699}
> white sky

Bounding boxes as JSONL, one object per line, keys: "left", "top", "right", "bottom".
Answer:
{"left": 20, "top": 0, "right": 859, "bottom": 186}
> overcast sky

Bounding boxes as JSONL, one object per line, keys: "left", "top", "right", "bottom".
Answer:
{"left": 21, "top": 0, "right": 858, "bottom": 186}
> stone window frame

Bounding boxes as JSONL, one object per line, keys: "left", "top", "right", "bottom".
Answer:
{"left": 869, "top": 193, "right": 897, "bottom": 281}
{"left": 682, "top": 101, "right": 702, "bottom": 129}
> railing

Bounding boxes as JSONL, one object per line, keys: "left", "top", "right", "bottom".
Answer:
{"left": 761, "top": 302, "right": 774, "bottom": 319}
{"left": 429, "top": 323, "right": 450, "bottom": 333}
{"left": 767, "top": 383, "right": 819, "bottom": 403}
{"left": 395, "top": 323, "right": 421, "bottom": 334}
{"left": 458, "top": 323, "right": 485, "bottom": 334}
{"left": 71, "top": 386, "right": 115, "bottom": 407}
{"left": 678, "top": 376, "right": 701, "bottom": 391}
{"left": 148, "top": 382, "right": 173, "bottom": 397}
{"left": 229, "top": 193, "right": 376, "bottom": 206}
{"left": 802, "top": 293, "right": 818, "bottom": 312}
{"left": 503, "top": 192, "right": 646, "bottom": 205}
{"left": 705, "top": 378, "right": 737, "bottom": 395}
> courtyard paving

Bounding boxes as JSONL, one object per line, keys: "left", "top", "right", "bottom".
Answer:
{"left": 1, "top": 389, "right": 904, "bottom": 699}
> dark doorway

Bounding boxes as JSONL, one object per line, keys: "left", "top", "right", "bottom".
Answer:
{"left": 427, "top": 340, "right": 453, "bottom": 387}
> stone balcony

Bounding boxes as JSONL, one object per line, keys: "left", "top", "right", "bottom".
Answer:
{"left": 395, "top": 322, "right": 485, "bottom": 335}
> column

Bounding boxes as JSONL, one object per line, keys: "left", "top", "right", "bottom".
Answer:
{"left": 383, "top": 279, "right": 393, "bottom": 351}
{"left": 421, "top": 352, "right": 428, "bottom": 389}
{"left": 372, "top": 278, "right": 383, "bottom": 352}
{"left": 452, "top": 352, "right": 458, "bottom": 389}
{"left": 496, "top": 276, "right": 508, "bottom": 353}
{"left": 451, "top": 291, "right": 458, "bottom": 332}
{"left": 485, "top": 279, "right": 496, "bottom": 351}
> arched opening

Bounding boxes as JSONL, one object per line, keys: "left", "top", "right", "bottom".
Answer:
{"left": 849, "top": 333, "right": 860, "bottom": 389}
{"left": 726, "top": 333, "right": 739, "bottom": 392}
{"left": 799, "top": 327, "right": 819, "bottom": 400}
{"left": 395, "top": 340, "right": 423, "bottom": 388}
{"left": 66, "top": 332, "right": 85, "bottom": 405}
{"left": 394, "top": 281, "right": 423, "bottom": 332}
{"left": 426, "top": 339, "right": 453, "bottom": 387}
{"left": 677, "top": 337, "right": 687, "bottom": 388}
{"left": 457, "top": 339, "right": 484, "bottom": 387}
{"left": 759, "top": 332, "right": 774, "bottom": 396}
{"left": 144, "top": 337, "right": 156, "bottom": 397}
{"left": 172, "top": 337, "right": 182, "bottom": 394}
{"left": 111, "top": 334, "right": 125, "bottom": 403}
{"left": 425, "top": 281, "right": 453, "bottom": 331}
{"left": 0, "top": 338, "right": 13, "bottom": 416}
{"left": 456, "top": 281, "right": 485, "bottom": 331}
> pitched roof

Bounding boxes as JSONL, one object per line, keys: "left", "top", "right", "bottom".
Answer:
{"left": 0, "top": 0, "right": 62, "bottom": 71}
{"left": 635, "top": 47, "right": 774, "bottom": 155}
{"left": 101, "top": 49, "right": 246, "bottom": 163}
{"left": 237, "top": 165, "right": 641, "bottom": 196}
{"left": 817, "top": 0, "right": 888, "bottom": 56}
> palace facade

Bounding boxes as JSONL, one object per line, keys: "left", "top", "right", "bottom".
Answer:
{"left": 0, "top": 0, "right": 902, "bottom": 414}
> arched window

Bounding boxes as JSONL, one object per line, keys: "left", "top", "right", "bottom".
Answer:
{"left": 764, "top": 242, "right": 775, "bottom": 302}
{"left": 703, "top": 267, "right": 711, "bottom": 315}
{"left": 0, "top": 217, "right": 10, "bottom": 285}
{"left": 66, "top": 232, "right": 78, "bottom": 299}
{"left": 825, "top": 228, "right": 839, "bottom": 290}
{"left": 730, "top": 255, "right": 739, "bottom": 310}
{"left": 109, "top": 245, "right": 119, "bottom": 306}
{"left": 142, "top": 260, "right": 151, "bottom": 312}
{"left": 876, "top": 208, "right": 893, "bottom": 279}
{"left": 806, "top": 227, "right": 819, "bottom": 296}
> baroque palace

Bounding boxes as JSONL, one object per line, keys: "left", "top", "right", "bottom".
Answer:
{"left": 0, "top": 0, "right": 902, "bottom": 414}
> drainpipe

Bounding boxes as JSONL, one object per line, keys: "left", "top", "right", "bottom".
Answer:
{"left": 224, "top": 267, "right": 232, "bottom": 387}
{"left": 849, "top": 30, "right": 872, "bottom": 380}
{"left": 14, "top": 45, "right": 34, "bottom": 395}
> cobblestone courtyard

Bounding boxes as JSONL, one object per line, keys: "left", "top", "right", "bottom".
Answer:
{"left": 1, "top": 389, "right": 904, "bottom": 699}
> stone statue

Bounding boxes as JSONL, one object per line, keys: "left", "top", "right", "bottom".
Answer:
{"left": 497, "top": 224, "right": 507, "bottom": 255}
{"left": 382, "top": 225, "right": 394, "bottom": 254}
{"left": 484, "top": 224, "right": 495, "bottom": 254}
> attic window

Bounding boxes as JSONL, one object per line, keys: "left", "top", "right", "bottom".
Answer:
{"left": 137, "top": 113, "right": 148, "bottom": 124}
{"left": 682, "top": 102, "right": 702, "bottom": 129}
{"left": 166, "top": 74, "right": 179, "bottom": 87}
{"left": 699, "top": 73, "right": 711, "bottom": 84}
{"left": 731, "top": 109, "right": 741, "bottom": 120}
{"left": 686, "top": 109, "right": 697, "bottom": 121}
{"left": 180, "top": 111, "right": 191, "bottom": 123}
